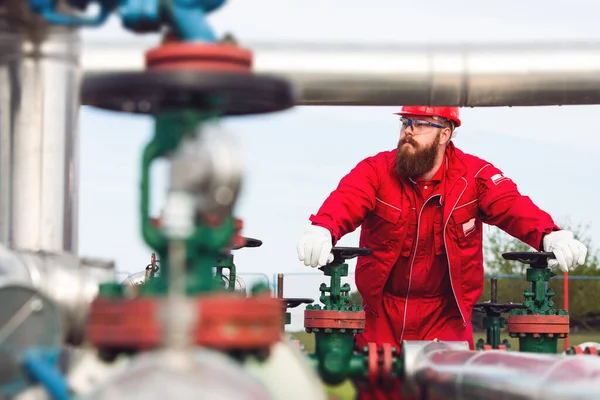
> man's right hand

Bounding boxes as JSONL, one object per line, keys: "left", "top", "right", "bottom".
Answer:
{"left": 297, "top": 225, "right": 334, "bottom": 267}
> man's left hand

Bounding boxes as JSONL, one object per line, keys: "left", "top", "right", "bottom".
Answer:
{"left": 543, "top": 230, "right": 588, "bottom": 272}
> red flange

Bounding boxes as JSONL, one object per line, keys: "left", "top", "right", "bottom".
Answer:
{"left": 585, "top": 346, "right": 599, "bottom": 356}
{"left": 367, "top": 343, "right": 378, "bottom": 387}
{"left": 570, "top": 345, "right": 584, "bottom": 355}
{"left": 145, "top": 42, "right": 253, "bottom": 73}
{"left": 380, "top": 343, "right": 395, "bottom": 389}
{"left": 304, "top": 309, "right": 365, "bottom": 330}
{"left": 507, "top": 315, "right": 570, "bottom": 335}
{"left": 87, "top": 294, "right": 282, "bottom": 350}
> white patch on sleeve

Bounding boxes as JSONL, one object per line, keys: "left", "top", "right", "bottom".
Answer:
{"left": 490, "top": 173, "right": 510, "bottom": 185}
{"left": 462, "top": 218, "right": 476, "bottom": 236}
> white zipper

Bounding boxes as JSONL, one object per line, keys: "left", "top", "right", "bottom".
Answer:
{"left": 398, "top": 194, "right": 440, "bottom": 344}
{"left": 443, "top": 177, "right": 468, "bottom": 326}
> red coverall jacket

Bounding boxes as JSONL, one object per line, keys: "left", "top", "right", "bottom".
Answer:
{"left": 308, "top": 142, "right": 559, "bottom": 397}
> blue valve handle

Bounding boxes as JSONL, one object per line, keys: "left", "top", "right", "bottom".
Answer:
{"left": 22, "top": 348, "right": 70, "bottom": 400}
{"left": 29, "top": 0, "right": 117, "bottom": 26}
{"left": 28, "top": 0, "right": 226, "bottom": 41}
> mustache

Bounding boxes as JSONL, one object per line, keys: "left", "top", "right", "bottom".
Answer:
{"left": 400, "top": 137, "right": 417, "bottom": 146}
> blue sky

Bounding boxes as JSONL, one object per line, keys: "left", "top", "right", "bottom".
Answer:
{"left": 77, "top": 0, "right": 600, "bottom": 329}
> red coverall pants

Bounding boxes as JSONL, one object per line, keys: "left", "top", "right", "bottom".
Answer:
{"left": 353, "top": 177, "right": 474, "bottom": 400}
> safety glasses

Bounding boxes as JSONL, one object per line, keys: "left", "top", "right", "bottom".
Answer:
{"left": 400, "top": 117, "right": 446, "bottom": 134}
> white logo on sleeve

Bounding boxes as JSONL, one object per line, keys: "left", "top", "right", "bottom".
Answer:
{"left": 462, "top": 218, "right": 476, "bottom": 236}
{"left": 491, "top": 173, "right": 509, "bottom": 185}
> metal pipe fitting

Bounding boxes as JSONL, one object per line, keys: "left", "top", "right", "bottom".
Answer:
{"left": 169, "top": 123, "right": 243, "bottom": 219}
{"left": 0, "top": 244, "right": 116, "bottom": 344}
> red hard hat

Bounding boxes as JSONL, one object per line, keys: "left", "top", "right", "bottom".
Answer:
{"left": 394, "top": 106, "right": 461, "bottom": 127}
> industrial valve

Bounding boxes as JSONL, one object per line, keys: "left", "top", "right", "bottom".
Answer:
{"left": 145, "top": 252, "right": 160, "bottom": 281}
{"left": 473, "top": 277, "right": 524, "bottom": 350}
{"left": 304, "top": 246, "right": 369, "bottom": 385}
{"left": 35, "top": 5, "right": 300, "bottom": 400}
{"left": 503, "top": 251, "right": 569, "bottom": 353}
{"left": 304, "top": 246, "right": 403, "bottom": 390}
{"left": 215, "top": 236, "right": 262, "bottom": 294}
{"left": 81, "top": 41, "right": 293, "bottom": 357}
{"left": 30, "top": 0, "right": 328, "bottom": 397}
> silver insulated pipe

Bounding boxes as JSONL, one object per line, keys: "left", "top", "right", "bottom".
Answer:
{"left": 0, "top": 0, "right": 80, "bottom": 254}
{"left": 82, "top": 40, "right": 600, "bottom": 107}
{"left": 251, "top": 41, "right": 600, "bottom": 107}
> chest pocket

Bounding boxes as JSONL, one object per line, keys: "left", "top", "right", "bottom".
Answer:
{"left": 373, "top": 198, "right": 402, "bottom": 224}
{"left": 450, "top": 199, "right": 480, "bottom": 244}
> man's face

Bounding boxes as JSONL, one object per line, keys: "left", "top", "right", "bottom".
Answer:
{"left": 395, "top": 115, "right": 446, "bottom": 178}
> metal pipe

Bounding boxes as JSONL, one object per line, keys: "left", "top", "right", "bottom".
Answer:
{"left": 0, "top": 243, "right": 115, "bottom": 345}
{"left": 407, "top": 341, "right": 600, "bottom": 400}
{"left": 0, "top": 0, "right": 81, "bottom": 254}
{"left": 277, "top": 273, "right": 284, "bottom": 299}
{"left": 82, "top": 40, "right": 600, "bottom": 107}
{"left": 490, "top": 278, "right": 497, "bottom": 303}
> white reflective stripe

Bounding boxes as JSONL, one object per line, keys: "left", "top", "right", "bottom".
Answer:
{"left": 375, "top": 197, "right": 401, "bottom": 212}
{"left": 474, "top": 163, "right": 492, "bottom": 177}
{"left": 443, "top": 177, "right": 468, "bottom": 326}
{"left": 463, "top": 218, "right": 476, "bottom": 236}
{"left": 455, "top": 198, "right": 478, "bottom": 210}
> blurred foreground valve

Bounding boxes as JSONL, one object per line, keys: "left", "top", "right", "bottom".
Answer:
{"left": 78, "top": 0, "right": 295, "bottom": 376}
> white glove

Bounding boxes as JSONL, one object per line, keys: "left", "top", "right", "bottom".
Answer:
{"left": 542, "top": 230, "right": 587, "bottom": 272}
{"left": 297, "top": 225, "right": 334, "bottom": 268}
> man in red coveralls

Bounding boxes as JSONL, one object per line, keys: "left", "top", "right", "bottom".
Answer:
{"left": 296, "top": 106, "right": 588, "bottom": 400}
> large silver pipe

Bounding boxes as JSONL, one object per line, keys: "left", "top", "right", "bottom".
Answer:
{"left": 404, "top": 341, "right": 600, "bottom": 400}
{"left": 82, "top": 40, "right": 600, "bottom": 107}
{"left": 0, "top": 1, "right": 81, "bottom": 254}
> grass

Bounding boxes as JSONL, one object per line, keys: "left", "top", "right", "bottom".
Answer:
{"left": 290, "top": 331, "right": 600, "bottom": 400}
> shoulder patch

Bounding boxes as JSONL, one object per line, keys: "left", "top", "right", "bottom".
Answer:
{"left": 490, "top": 173, "right": 510, "bottom": 185}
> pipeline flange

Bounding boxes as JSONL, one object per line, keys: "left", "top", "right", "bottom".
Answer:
{"left": 568, "top": 345, "right": 600, "bottom": 356}
{"left": 86, "top": 294, "right": 282, "bottom": 351}
{"left": 304, "top": 309, "right": 366, "bottom": 332}
{"left": 507, "top": 315, "right": 569, "bottom": 337}
{"left": 146, "top": 42, "right": 253, "bottom": 73}
{"left": 367, "top": 343, "right": 378, "bottom": 386}
{"left": 380, "top": 343, "right": 395, "bottom": 389}
{"left": 360, "top": 342, "right": 399, "bottom": 390}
